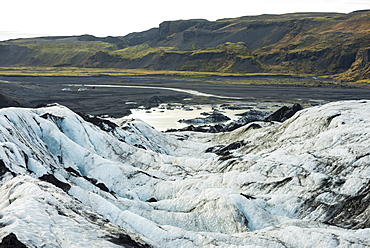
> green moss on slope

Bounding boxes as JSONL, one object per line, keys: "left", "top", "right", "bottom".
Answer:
{"left": 108, "top": 44, "right": 179, "bottom": 59}
{"left": 19, "top": 42, "right": 116, "bottom": 66}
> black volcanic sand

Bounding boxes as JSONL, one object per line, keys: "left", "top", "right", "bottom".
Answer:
{"left": 1, "top": 75, "right": 370, "bottom": 117}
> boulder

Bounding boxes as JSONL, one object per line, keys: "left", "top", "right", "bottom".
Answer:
{"left": 179, "top": 112, "right": 230, "bottom": 124}
{"left": 0, "top": 233, "right": 27, "bottom": 248}
{"left": 264, "top": 103, "right": 303, "bottom": 122}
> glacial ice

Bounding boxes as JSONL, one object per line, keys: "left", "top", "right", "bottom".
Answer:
{"left": 0, "top": 100, "right": 369, "bottom": 247}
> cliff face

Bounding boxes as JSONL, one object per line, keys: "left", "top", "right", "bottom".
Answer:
{"left": 83, "top": 49, "right": 262, "bottom": 73}
{"left": 0, "top": 44, "right": 33, "bottom": 66}
{"left": 0, "top": 11, "right": 369, "bottom": 80}
{"left": 336, "top": 47, "right": 370, "bottom": 81}
{"left": 120, "top": 11, "right": 370, "bottom": 78}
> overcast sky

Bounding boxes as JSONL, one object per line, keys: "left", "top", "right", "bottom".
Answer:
{"left": 1, "top": 0, "right": 369, "bottom": 41}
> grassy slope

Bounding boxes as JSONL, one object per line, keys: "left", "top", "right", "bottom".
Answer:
{"left": 0, "top": 66, "right": 278, "bottom": 77}
{"left": 1, "top": 66, "right": 360, "bottom": 90}
{"left": 95, "top": 42, "right": 262, "bottom": 73}
{"left": 0, "top": 12, "right": 369, "bottom": 82}
{"left": 17, "top": 42, "right": 116, "bottom": 66}
{"left": 253, "top": 12, "right": 370, "bottom": 79}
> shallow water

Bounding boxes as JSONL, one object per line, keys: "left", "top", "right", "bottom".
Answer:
{"left": 68, "top": 84, "right": 241, "bottom": 99}
{"left": 74, "top": 84, "right": 287, "bottom": 130}
{"left": 125, "top": 102, "right": 282, "bottom": 131}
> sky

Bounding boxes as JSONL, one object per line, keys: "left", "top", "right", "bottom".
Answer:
{"left": 1, "top": 0, "right": 369, "bottom": 41}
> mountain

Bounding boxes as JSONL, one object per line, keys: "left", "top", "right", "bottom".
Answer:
{"left": 0, "top": 100, "right": 370, "bottom": 247}
{"left": 1, "top": 10, "right": 369, "bottom": 81}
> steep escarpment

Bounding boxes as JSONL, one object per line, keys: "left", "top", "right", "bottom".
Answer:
{"left": 0, "top": 101, "right": 370, "bottom": 247}
{"left": 0, "top": 35, "right": 128, "bottom": 67}
{"left": 118, "top": 11, "right": 370, "bottom": 78}
{"left": 83, "top": 43, "right": 262, "bottom": 72}
{"left": 0, "top": 11, "right": 369, "bottom": 80}
{"left": 334, "top": 46, "right": 370, "bottom": 81}
{"left": 0, "top": 44, "right": 33, "bottom": 66}
{"left": 255, "top": 12, "right": 370, "bottom": 77}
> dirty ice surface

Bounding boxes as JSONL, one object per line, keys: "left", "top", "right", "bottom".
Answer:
{"left": 0, "top": 100, "right": 369, "bottom": 247}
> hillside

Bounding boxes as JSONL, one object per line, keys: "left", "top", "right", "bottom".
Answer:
{"left": 0, "top": 10, "right": 369, "bottom": 81}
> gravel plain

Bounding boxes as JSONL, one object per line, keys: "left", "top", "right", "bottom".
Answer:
{"left": 1, "top": 75, "right": 369, "bottom": 117}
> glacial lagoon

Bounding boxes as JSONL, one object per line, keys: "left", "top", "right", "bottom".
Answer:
{"left": 125, "top": 102, "right": 283, "bottom": 131}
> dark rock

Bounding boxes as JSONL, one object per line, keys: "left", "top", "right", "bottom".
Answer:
{"left": 224, "top": 114, "right": 264, "bottom": 132}
{"left": 326, "top": 114, "right": 341, "bottom": 127}
{"left": 146, "top": 197, "right": 158, "bottom": 202}
{"left": 337, "top": 52, "right": 357, "bottom": 70}
{"left": 172, "top": 107, "right": 266, "bottom": 133}
{"left": 205, "top": 145, "right": 225, "bottom": 153}
{"left": 77, "top": 113, "right": 118, "bottom": 132}
{"left": 200, "top": 112, "right": 211, "bottom": 116}
{"left": 39, "top": 174, "right": 71, "bottom": 192}
{"left": 218, "top": 154, "right": 236, "bottom": 162}
{"left": 40, "top": 113, "right": 65, "bottom": 122}
{"left": 134, "top": 144, "right": 147, "bottom": 150}
{"left": 264, "top": 103, "right": 303, "bottom": 122}
{"left": 274, "top": 177, "right": 294, "bottom": 187}
{"left": 240, "top": 193, "right": 256, "bottom": 200}
{"left": 245, "top": 123, "right": 263, "bottom": 131}
{"left": 65, "top": 167, "right": 82, "bottom": 177}
{"left": 168, "top": 110, "right": 265, "bottom": 134}
{"left": 168, "top": 124, "right": 209, "bottom": 133}
{"left": 168, "top": 115, "right": 264, "bottom": 133}
{"left": 235, "top": 109, "right": 265, "bottom": 117}
{"left": 216, "top": 141, "right": 245, "bottom": 155}
{"left": 21, "top": 151, "right": 29, "bottom": 168}
{"left": 83, "top": 176, "right": 110, "bottom": 193}
{"left": 179, "top": 112, "right": 230, "bottom": 124}
{"left": 206, "top": 140, "right": 246, "bottom": 156}
{"left": 107, "top": 233, "right": 150, "bottom": 248}
{"left": 0, "top": 233, "right": 27, "bottom": 248}
{"left": 208, "top": 124, "right": 225, "bottom": 133}
{"left": 222, "top": 141, "right": 244, "bottom": 151}
{"left": 0, "top": 159, "right": 11, "bottom": 177}
{"left": 96, "top": 183, "right": 110, "bottom": 192}
{"left": 222, "top": 105, "right": 254, "bottom": 111}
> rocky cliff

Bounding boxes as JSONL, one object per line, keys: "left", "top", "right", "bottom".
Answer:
{"left": 0, "top": 10, "right": 369, "bottom": 80}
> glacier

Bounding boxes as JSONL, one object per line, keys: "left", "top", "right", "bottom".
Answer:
{"left": 0, "top": 100, "right": 369, "bottom": 247}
